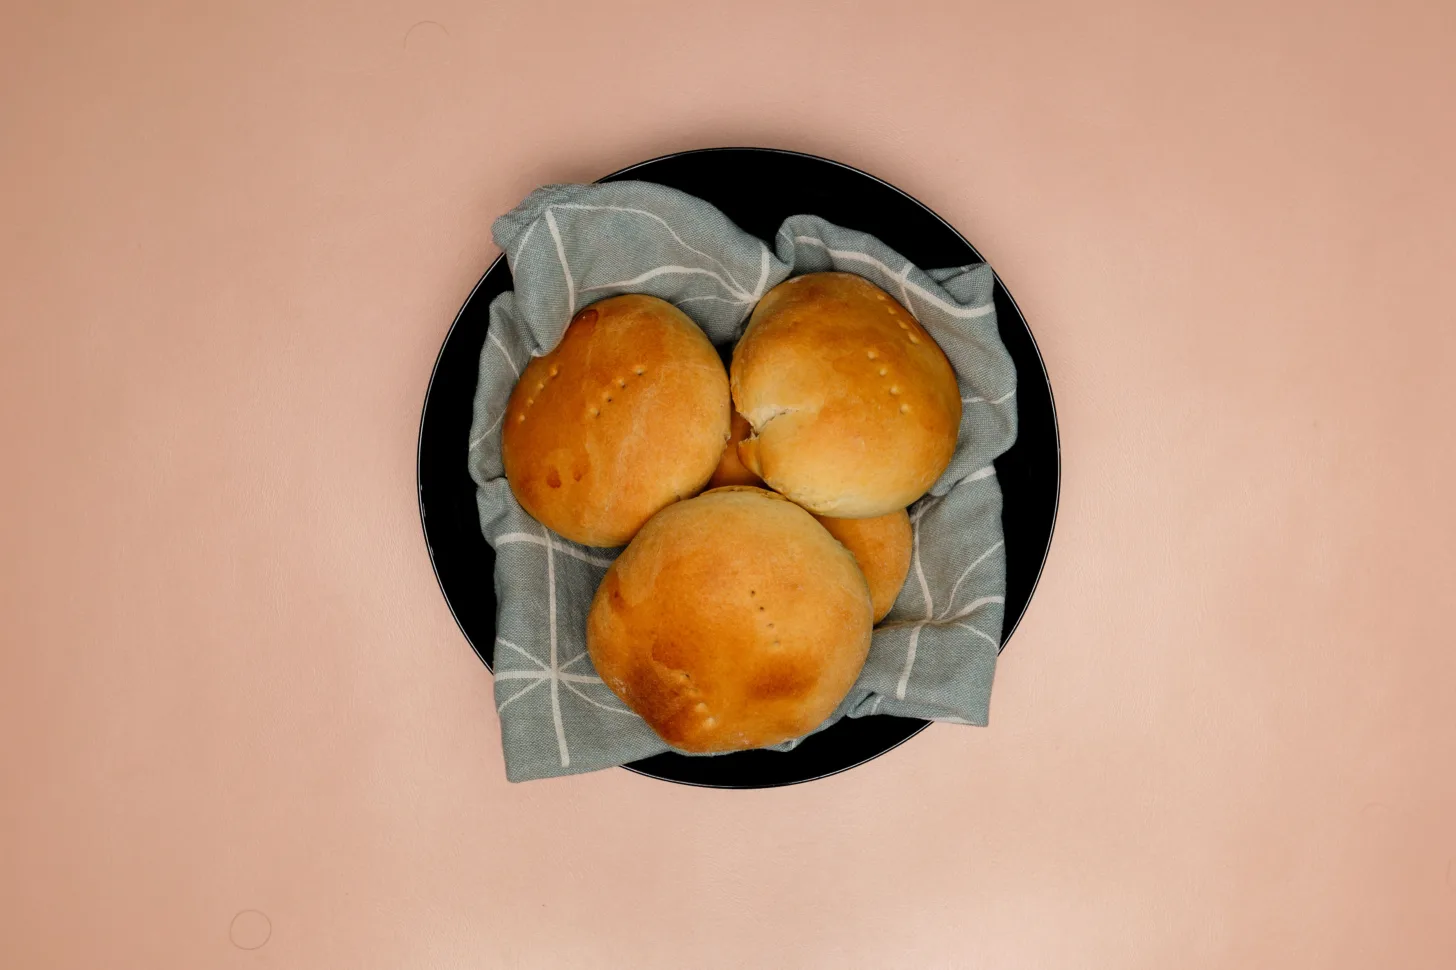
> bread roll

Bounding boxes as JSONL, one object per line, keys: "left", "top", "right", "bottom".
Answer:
{"left": 501, "top": 295, "right": 729, "bottom": 547}
{"left": 731, "top": 272, "right": 960, "bottom": 517}
{"left": 813, "top": 509, "right": 912, "bottom": 623}
{"left": 706, "top": 411, "right": 761, "bottom": 488}
{"left": 587, "top": 486, "right": 872, "bottom": 753}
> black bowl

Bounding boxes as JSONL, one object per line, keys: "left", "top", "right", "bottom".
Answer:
{"left": 418, "top": 148, "right": 1060, "bottom": 788}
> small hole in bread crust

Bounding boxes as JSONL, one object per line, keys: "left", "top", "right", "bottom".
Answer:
{"left": 889, "top": 386, "right": 900, "bottom": 395}
{"left": 617, "top": 378, "right": 627, "bottom": 388}
{"left": 588, "top": 407, "right": 600, "bottom": 417}
{"left": 867, "top": 350, "right": 878, "bottom": 360}
{"left": 907, "top": 333, "right": 920, "bottom": 344}
{"left": 516, "top": 414, "right": 525, "bottom": 422}
{"left": 900, "top": 404, "right": 910, "bottom": 414}
{"left": 605, "top": 395, "right": 612, "bottom": 403}
{"left": 878, "top": 367, "right": 888, "bottom": 376}
{"left": 548, "top": 365, "right": 560, "bottom": 377}
{"left": 634, "top": 366, "right": 645, "bottom": 375}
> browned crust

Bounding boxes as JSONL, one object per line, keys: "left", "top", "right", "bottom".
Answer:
{"left": 730, "top": 272, "right": 960, "bottom": 517}
{"left": 501, "top": 295, "right": 730, "bottom": 547}
{"left": 586, "top": 487, "right": 873, "bottom": 752}
{"left": 813, "top": 509, "right": 913, "bottom": 622}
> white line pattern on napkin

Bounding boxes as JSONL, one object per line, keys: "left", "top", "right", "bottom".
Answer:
{"left": 582, "top": 265, "right": 753, "bottom": 302}
{"left": 545, "top": 209, "right": 575, "bottom": 314}
{"left": 963, "top": 390, "right": 1015, "bottom": 405}
{"left": 894, "top": 516, "right": 1006, "bottom": 698}
{"left": 495, "top": 532, "right": 616, "bottom": 567}
{"left": 551, "top": 202, "right": 757, "bottom": 298}
{"left": 940, "top": 541, "right": 1004, "bottom": 620}
{"left": 792, "top": 236, "right": 995, "bottom": 320}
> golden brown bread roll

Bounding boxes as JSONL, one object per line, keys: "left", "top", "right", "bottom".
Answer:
{"left": 501, "top": 295, "right": 729, "bottom": 547}
{"left": 706, "top": 411, "right": 762, "bottom": 488}
{"left": 731, "top": 272, "right": 961, "bottom": 517}
{"left": 586, "top": 486, "right": 873, "bottom": 753}
{"left": 813, "top": 509, "right": 912, "bottom": 623}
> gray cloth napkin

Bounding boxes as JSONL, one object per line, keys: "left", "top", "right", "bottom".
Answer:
{"left": 468, "top": 181, "right": 1017, "bottom": 781}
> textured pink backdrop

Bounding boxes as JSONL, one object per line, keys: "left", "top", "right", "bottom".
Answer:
{"left": 3, "top": 1, "right": 1454, "bottom": 967}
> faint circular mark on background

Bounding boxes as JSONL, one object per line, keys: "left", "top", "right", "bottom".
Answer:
{"left": 229, "top": 910, "right": 272, "bottom": 950}
{"left": 403, "top": 20, "right": 450, "bottom": 56}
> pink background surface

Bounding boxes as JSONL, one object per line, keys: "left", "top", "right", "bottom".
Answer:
{"left": 3, "top": 1, "right": 1455, "bottom": 967}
